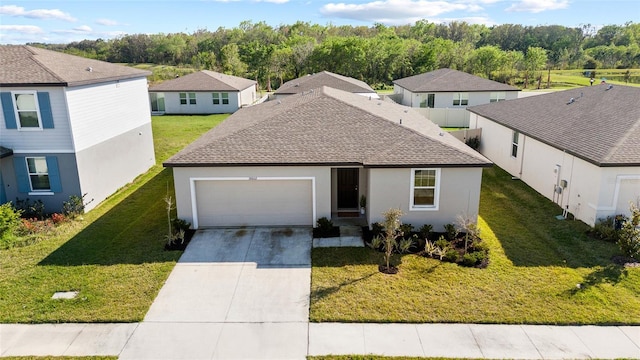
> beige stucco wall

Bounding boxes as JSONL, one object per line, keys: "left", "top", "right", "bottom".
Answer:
{"left": 367, "top": 167, "right": 483, "bottom": 232}
{"left": 172, "top": 166, "right": 332, "bottom": 228}
{"left": 470, "top": 113, "right": 640, "bottom": 226}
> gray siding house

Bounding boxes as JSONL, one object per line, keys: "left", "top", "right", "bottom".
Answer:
{"left": 393, "top": 68, "right": 519, "bottom": 127}
{"left": 0, "top": 45, "right": 156, "bottom": 213}
{"left": 272, "top": 71, "right": 379, "bottom": 100}
{"left": 165, "top": 86, "right": 491, "bottom": 229}
{"left": 148, "top": 70, "right": 257, "bottom": 114}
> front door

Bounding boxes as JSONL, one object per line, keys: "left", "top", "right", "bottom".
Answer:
{"left": 337, "top": 168, "right": 359, "bottom": 209}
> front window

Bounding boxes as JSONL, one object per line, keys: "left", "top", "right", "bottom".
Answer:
{"left": 14, "top": 92, "right": 41, "bottom": 128}
{"left": 410, "top": 169, "right": 440, "bottom": 210}
{"left": 180, "top": 92, "right": 196, "bottom": 105}
{"left": 511, "top": 131, "right": 519, "bottom": 158}
{"left": 490, "top": 92, "right": 506, "bottom": 102}
{"left": 26, "top": 157, "right": 50, "bottom": 191}
{"left": 221, "top": 92, "right": 229, "bottom": 105}
{"left": 452, "top": 93, "right": 468, "bottom": 106}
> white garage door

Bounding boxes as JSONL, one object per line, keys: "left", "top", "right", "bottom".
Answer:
{"left": 194, "top": 178, "right": 313, "bottom": 227}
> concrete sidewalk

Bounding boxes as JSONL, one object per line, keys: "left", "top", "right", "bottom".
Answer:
{"left": 2, "top": 322, "right": 638, "bottom": 359}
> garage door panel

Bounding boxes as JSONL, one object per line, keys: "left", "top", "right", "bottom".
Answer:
{"left": 196, "top": 180, "right": 312, "bottom": 227}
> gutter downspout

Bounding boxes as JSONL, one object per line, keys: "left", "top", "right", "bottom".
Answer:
{"left": 518, "top": 135, "right": 526, "bottom": 179}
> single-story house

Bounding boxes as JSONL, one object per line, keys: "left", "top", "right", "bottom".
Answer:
{"left": 468, "top": 84, "right": 640, "bottom": 226}
{"left": 272, "top": 71, "right": 379, "bottom": 100}
{"left": 393, "top": 68, "right": 519, "bottom": 127}
{"left": 148, "top": 70, "right": 257, "bottom": 114}
{"left": 0, "top": 45, "right": 155, "bottom": 213}
{"left": 164, "top": 86, "right": 492, "bottom": 229}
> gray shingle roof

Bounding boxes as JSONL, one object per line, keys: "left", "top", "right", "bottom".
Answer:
{"left": 393, "top": 68, "right": 520, "bottom": 93}
{"left": 0, "top": 45, "right": 150, "bottom": 87}
{"left": 164, "top": 86, "right": 491, "bottom": 168}
{"left": 274, "top": 71, "right": 376, "bottom": 95}
{"left": 468, "top": 84, "right": 640, "bottom": 167}
{"left": 148, "top": 70, "right": 256, "bottom": 92}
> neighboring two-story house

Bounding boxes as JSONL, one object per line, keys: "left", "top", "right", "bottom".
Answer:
{"left": 0, "top": 45, "right": 156, "bottom": 213}
{"left": 393, "top": 68, "right": 519, "bottom": 127}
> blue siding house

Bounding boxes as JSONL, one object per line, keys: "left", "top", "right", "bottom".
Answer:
{"left": 0, "top": 45, "right": 156, "bottom": 213}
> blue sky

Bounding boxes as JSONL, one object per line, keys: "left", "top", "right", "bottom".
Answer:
{"left": 0, "top": 0, "right": 637, "bottom": 44}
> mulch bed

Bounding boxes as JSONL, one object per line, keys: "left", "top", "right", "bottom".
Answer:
{"left": 313, "top": 226, "right": 340, "bottom": 238}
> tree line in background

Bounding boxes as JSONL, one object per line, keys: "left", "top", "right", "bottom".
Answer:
{"left": 32, "top": 20, "right": 640, "bottom": 90}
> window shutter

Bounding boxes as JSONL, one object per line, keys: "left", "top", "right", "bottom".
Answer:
{"left": 13, "top": 157, "right": 30, "bottom": 193}
{"left": 46, "top": 157, "right": 62, "bottom": 192}
{"left": 37, "top": 92, "right": 54, "bottom": 129}
{"left": 1, "top": 92, "right": 17, "bottom": 129}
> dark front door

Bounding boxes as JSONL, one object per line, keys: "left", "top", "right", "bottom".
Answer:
{"left": 337, "top": 168, "right": 359, "bottom": 209}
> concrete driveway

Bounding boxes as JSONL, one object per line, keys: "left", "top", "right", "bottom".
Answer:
{"left": 119, "top": 227, "right": 312, "bottom": 360}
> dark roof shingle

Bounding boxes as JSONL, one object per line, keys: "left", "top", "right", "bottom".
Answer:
{"left": 393, "top": 68, "right": 519, "bottom": 93}
{"left": 0, "top": 45, "right": 150, "bottom": 87}
{"left": 274, "top": 71, "right": 376, "bottom": 95}
{"left": 164, "top": 86, "right": 491, "bottom": 168}
{"left": 468, "top": 84, "right": 640, "bottom": 167}
{"left": 148, "top": 70, "right": 256, "bottom": 92}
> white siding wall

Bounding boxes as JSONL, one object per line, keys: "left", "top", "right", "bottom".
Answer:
{"left": 172, "top": 166, "right": 332, "bottom": 227}
{"left": 393, "top": 86, "right": 519, "bottom": 127}
{"left": 238, "top": 86, "right": 257, "bottom": 107}
{"left": 65, "top": 77, "right": 151, "bottom": 151}
{"left": 470, "top": 114, "right": 640, "bottom": 226}
{"left": 0, "top": 86, "right": 73, "bottom": 152}
{"left": 161, "top": 91, "right": 240, "bottom": 114}
{"left": 367, "top": 167, "right": 483, "bottom": 231}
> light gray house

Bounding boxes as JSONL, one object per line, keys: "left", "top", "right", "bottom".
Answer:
{"left": 0, "top": 45, "right": 156, "bottom": 213}
{"left": 468, "top": 84, "right": 640, "bottom": 226}
{"left": 272, "top": 71, "right": 379, "bottom": 100}
{"left": 393, "top": 68, "right": 519, "bottom": 127}
{"left": 148, "top": 70, "right": 257, "bottom": 114}
{"left": 164, "top": 86, "right": 491, "bottom": 229}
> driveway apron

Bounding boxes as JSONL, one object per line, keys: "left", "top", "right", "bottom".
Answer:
{"left": 120, "top": 227, "right": 311, "bottom": 360}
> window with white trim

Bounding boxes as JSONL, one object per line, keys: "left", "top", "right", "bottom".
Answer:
{"left": 13, "top": 91, "right": 42, "bottom": 129}
{"left": 452, "top": 93, "right": 468, "bottom": 106}
{"left": 26, "top": 157, "right": 50, "bottom": 191}
{"left": 490, "top": 92, "right": 506, "bottom": 102}
{"left": 212, "top": 92, "right": 230, "bottom": 105}
{"left": 180, "top": 92, "right": 196, "bottom": 105}
{"left": 410, "top": 169, "right": 440, "bottom": 210}
{"left": 511, "top": 131, "right": 519, "bottom": 158}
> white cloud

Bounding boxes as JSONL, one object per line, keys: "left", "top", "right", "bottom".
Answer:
{"left": 0, "top": 24, "right": 44, "bottom": 34}
{"left": 53, "top": 25, "right": 94, "bottom": 34}
{"left": 0, "top": 5, "right": 76, "bottom": 22}
{"left": 96, "top": 18, "right": 119, "bottom": 26}
{"left": 320, "top": 0, "right": 476, "bottom": 23}
{"left": 255, "top": 0, "right": 290, "bottom": 3}
{"left": 506, "top": 0, "right": 569, "bottom": 13}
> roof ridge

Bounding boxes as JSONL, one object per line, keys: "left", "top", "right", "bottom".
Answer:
{"left": 25, "top": 46, "right": 67, "bottom": 84}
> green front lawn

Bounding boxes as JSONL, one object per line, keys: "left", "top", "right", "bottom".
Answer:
{"left": 310, "top": 166, "right": 640, "bottom": 324}
{"left": 0, "top": 114, "right": 226, "bottom": 323}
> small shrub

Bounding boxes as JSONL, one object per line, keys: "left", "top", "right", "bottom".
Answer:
{"left": 398, "top": 237, "right": 413, "bottom": 254}
{"left": 418, "top": 224, "right": 433, "bottom": 240}
{"left": 462, "top": 251, "right": 486, "bottom": 267}
{"left": 424, "top": 240, "right": 445, "bottom": 260}
{"left": 444, "top": 223, "right": 458, "bottom": 241}
{"left": 315, "top": 216, "right": 336, "bottom": 238}
{"left": 50, "top": 213, "right": 67, "bottom": 225}
{"left": 371, "top": 222, "right": 384, "bottom": 237}
{"left": 618, "top": 203, "right": 640, "bottom": 260}
{"left": 15, "top": 198, "right": 45, "bottom": 220}
{"left": 591, "top": 216, "right": 621, "bottom": 242}
{"left": 434, "top": 236, "right": 450, "bottom": 250}
{"left": 62, "top": 194, "right": 91, "bottom": 219}
{"left": 399, "top": 223, "right": 414, "bottom": 237}
{"left": 465, "top": 136, "right": 480, "bottom": 150}
{"left": 171, "top": 218, "right": 191, "bottom": 232}
{"left": 0, "top": 203, "right": 23, "bottom": 249}
{"left": 443, "top": 249, "right": 459, "bottom": 263}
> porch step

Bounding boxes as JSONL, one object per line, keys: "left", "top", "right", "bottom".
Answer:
{"left": 312, "top": 225, "right": 364, "bottom": 248}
